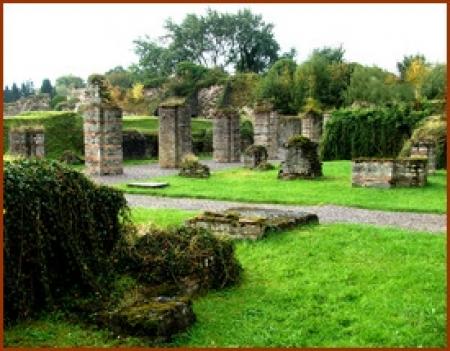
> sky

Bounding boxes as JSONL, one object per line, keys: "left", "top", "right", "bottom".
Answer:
{"left": 3, "top": 3, "right": 447, "bottom": 88}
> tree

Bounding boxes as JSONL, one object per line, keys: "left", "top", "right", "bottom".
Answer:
{"left": 55, "top": 75, "right": 85, "bottom": 97}
{"left": 256, "top": 58, "right": 297, "bottom": 114}
{"left": 40, "top": 79, "right": 54, "bottom": 97}
{"left": 3, "top": 86, "right": 12, "bottom": 103}
{"left": 11, "top": 83, "right": 21, "bottom": 102}
{"left": 404, "top": 57, "right": 430, "bottom": 100}
{"left": 20, "top": 81, "right": 34, "bottom": 97}
{"left": 104, "top": 66, "right": 135, "bottom": 90}
{"left": 422, "top": 64, "right": 447, "bottom": 100}
{"left": 397, "top": 54, "right": 426, "bottom": 81}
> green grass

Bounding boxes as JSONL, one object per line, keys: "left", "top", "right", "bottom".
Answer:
{"left": 172, "top": 223, "right": 446, "bottom": 347}
{"left": 117, "top": 161, "right": 447, "bottom": 214}
{"left": 5, "top": 209, "right": 446, "bottom": 347}
{"left": 122, "top": 115, "right": 212, "bottom": 134}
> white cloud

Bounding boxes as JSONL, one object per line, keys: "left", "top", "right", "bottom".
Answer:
{"left": 3, "top": 3, "right": 446, "bottom": 88}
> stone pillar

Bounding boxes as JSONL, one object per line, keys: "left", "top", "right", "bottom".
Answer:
{"left": 213, "top": 108, "right": 241, "bottom": 162}
{"left": 411, "top": 141, "right": 436, "bottom": 174}
{"left": 253, "top": 103, "right": 279, "bottom": 159}
{"left": 277, "top": 116, "right": 302, "bottom": 160}
{"left": 158, "top": 99, "right": 192, "bottom": 168}
{"left": 83, "top": 85, "right": 123, "bottom": 175}
{"left": 301, "top": 111, "right": 323, "bottom": 143}
{"left": 243, "top": 145, "right": 268, "bottom": 169}
{"left": 9, "top": 127, "right": 45, "bottom": 158}
{"left": 278, "top": 137, "right": 322, "bottom": 179}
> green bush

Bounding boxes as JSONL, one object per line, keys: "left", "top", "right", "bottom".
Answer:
{"left": 321, "top": 105, "right": 430, "bottom": 160}
{"left": 4, "top": 159, "right": 129, "bottom": 323}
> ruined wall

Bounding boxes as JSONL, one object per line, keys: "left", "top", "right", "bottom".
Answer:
{"left": 301, "top": 111, "right": 323, "bottom": 143}
{"left": 277, "top": 116, "right": 302, "bottom": 160}
{"left": 243, "top": 145, "right": 268, "bottom": 169}
{"left": 352, "top": 158, "right": 427, "bottom": 188}
{"left": 4, "top": 94, "right": 51, "bottom": 116}
{"left": 83, "top": 85, "right": 123, "bottom": 176}
{"left": 197, "top": 85, "right": 224, "bottom": 119}
{"left": 9, "top": 127, "right": 45, "bottom": 158}
{"left": 213, "top": 109, "right": 240, "bottom": 162}
{"left": 253, "top": 106, "right": 279, "bottom": 159}
{"left": 411, "top": 142, "right": 436, "bottom": 174}
{"left": 158, "top": 102, "right": 192, "bottom": 168}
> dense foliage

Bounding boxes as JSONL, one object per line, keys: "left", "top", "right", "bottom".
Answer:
{"left": 119, "top": 226, "right": 241, "bottom": 293}
{"left": 4, "top": 159, "right": 130, "bottom": 323}
{"left": 320, "top": 105, "right": 431, "bottom": 160}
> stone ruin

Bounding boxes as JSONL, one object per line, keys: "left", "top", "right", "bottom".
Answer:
{"left": 212, "top": 108, "right": 241, "bottom": 162}
{"left": 278, "top": 136, "right": 323, "bottom": 180}
{"left": 352, "top": 158, "right": 428, "bottom": 188}
{"left": 197, "top": 85, "right": 224, "bottom": 119}
{"left": 3, "top": 93, "right": 51, "bottom": 116}
{"left": 322, "top": 112, "right": 331, "bottom": 133}
{"left": 243, "top": 145, "right": 268, "bottom": 169}
{"left": 158, "top": 98, "right": 192, "bottom": 168}
{"left": 301, "top": 110, "right": 323, "bottom": 143}
{"left": 82, "top": 83, "right": 123, "bottom": 176}
{"left": 253, "top": 102, "right": 279, "bottom": 159}
{"left": 178, "top": 154, "right": 210, "bottom": 178}
{"left": 277, "top": 115, "right": 302, "bottom": 160}
{"left": 9, "top": 126, "right": 45, "bottom": 158}
{"left": 186, "top": 207, "right": 319, "bottom": 240}
{"left": 410, "top": 141, "right": 436, "bottom": 174}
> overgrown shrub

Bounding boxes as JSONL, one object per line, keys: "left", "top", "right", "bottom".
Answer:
{"left": 4, "top": 159, "right": 129, "bottom": 323}
{"left": 118, "top": 226, "right": 242, "bottom": 294}
{"left": 321, "top": 105, "right": 430, "bottom": 160}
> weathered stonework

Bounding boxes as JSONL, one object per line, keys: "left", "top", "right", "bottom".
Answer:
{"left": 411, "top": 142, "right": 436, "bottom": 174}
{"left": 3, "top": 94, "right": 51, "bottom": 116}
{"left": 277, "top": 115, "right": 302, "bottom": 160}
{"left": 323, "top": 112, "right": 331, "bottom": 133}
{"left": 186, "top": 207, "right": 319, "bottom": 240}
{"left": 352, "top": 158, "right": 428, "bottom": 188}
{"left": 213, "top": 108, "right": 240, "bottom": 162}
{"left": 197, "top": 85, "right": 224, "bottom": 119}
{"left": 178, "top": 154, "right": 210, "bottom": 178}
{"left": 301, "top": 111, "right": 323, "bottom": 143}
{"left": 9, "top": 127, "right": 45, "bottom": 158}
{"left": 83, "top": 85, "right": 123, "bottom": 176}
{"left": 243, "top": 145, "right": 268, "bottom": 169}
{"left": 158, "top": 99, "right": 192, "bottom": 168}
{"left": 253, "top": 103, "right": 279, "bottom": 159}
{"left": 278, "top": 136, "right": 322, "bottom": 180}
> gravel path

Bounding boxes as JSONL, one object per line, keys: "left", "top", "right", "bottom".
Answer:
{"left": 89, "top": 160, "right": 242, "bottom": 185}
{"left": 126, "top": 194, "right": 446, "bottom": 233}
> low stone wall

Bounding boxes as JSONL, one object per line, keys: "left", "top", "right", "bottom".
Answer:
{"left": 411, "top": 142, "right": 436, "bottom": 174}
{"left": 213, "top": 108, "right": 240, "bottom": 162}
{"left": 158, "top": 100, "right": 192, "bottom": 168}
{"left": 301, "top": 111, "right": 323, "bottom": 143}
{"left": 9, "top": 127, "right": 45, "bottom": 158}
{"left": 352, "top": 158, "right": 427, "bottom": 188}
{"left": 277, "top": 116, "right": 302, "bottom": 160}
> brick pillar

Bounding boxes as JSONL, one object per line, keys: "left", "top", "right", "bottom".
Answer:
{"left": 83, "top": 85, "right": 123, "bottom": 175}
{"left": 213, "top": 108, "right": 241, "bottom": 162}
{"left": 253, "top": 103, "right": 279, "bottom": 159}
{"left": 301, "top": 111, "right": 323, "bottom": 143}
{"left": 158, "top": 100, "right": 192, "bottom": 168}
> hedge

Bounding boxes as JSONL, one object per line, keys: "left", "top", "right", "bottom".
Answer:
{"left": 320, "top": 105, "right": 431, "bottom": 160}
{"left": 4, "top": 159, "right": 129, "bottom": 323}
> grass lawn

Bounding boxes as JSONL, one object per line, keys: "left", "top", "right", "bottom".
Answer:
{"left": 117, "top": 161, "right": 447, "bottom": 214}
{"left": 123, "top": 115, "right": 212, "bottom": 134}
{"left": 5, "top": 208, "right": 446, "bottom": 348}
